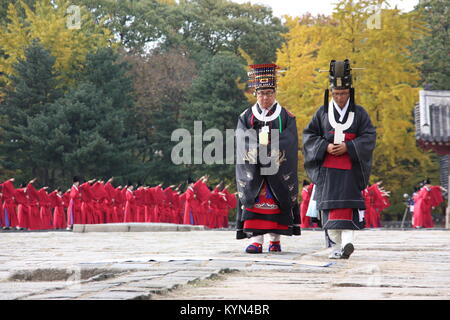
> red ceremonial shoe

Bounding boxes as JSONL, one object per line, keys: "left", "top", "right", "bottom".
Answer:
{"left": 268, "top": 241, "right": 282, "bottom": 252}
{"left": 245, "top": 242, "right": 263, "bottom": 254}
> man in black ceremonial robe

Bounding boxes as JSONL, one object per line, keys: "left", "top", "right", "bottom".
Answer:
{"left": 303, "top": 59, "right": 376, "bottom": 259}
{"left": 235, "top": 63, "right": 300, "bottom": 254}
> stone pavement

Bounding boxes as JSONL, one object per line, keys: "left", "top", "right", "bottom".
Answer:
{"left": 0, "top": 224, "right": 450, "bottom": 300}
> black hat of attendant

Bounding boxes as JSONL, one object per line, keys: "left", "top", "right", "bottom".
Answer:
{"left": 73, "top": 176, "right": 81, "bottom": 183}
{"left": 248, "top": 63, "right": 279, "bottom": 92}
{"left": 323, "top": 59, "right": 355, "bottom": 112}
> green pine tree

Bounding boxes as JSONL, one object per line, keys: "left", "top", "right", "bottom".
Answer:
{"left": 0, "top": 40, "right": 63, "bottom": 184}
{"left": 180, "top": 52, "right": 248, "bottom": 185}
{"left": 412, "top": 0, "right": 450, "bottom": 90}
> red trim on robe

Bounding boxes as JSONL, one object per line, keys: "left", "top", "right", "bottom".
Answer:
{"left": 329, "top": 208, "right": 353, "bottom": 221}
{"left": 322, "top": 132, "right": 356, "bottom": 170}
{"left": 245, "top": 182, "right": 281, "bottom": 215}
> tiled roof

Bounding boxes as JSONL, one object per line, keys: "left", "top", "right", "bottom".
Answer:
{"left": 415, "top": 90, "right": 450, "bottom": 155}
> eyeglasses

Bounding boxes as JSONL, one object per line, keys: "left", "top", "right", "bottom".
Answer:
{"left": 256, "top": 91, "right": 275, "bottom": 97}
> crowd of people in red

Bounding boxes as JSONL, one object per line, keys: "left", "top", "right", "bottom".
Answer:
{"left": 299, "top": 181, "right": 392, "bottom": 228}
{"left": 1, "top": 174, "right": 445, "bottom": 232}
{"left": 0, "top": 176, "right": 237, "bottom": 231}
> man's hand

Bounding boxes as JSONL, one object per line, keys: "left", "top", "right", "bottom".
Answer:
{"left": 327, "top": 143, "right": 348, "bottom": 156}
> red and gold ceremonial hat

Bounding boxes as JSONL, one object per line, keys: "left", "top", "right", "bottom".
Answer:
{"left": 247, "top": 63, "right": 279, "bottom": 91}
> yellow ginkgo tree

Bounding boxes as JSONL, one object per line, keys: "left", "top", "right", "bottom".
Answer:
{"left": 276, "top": 0, "right": 439, "bottom": 216}
{"left": 0, "top": 0, "right": 112, "bottom": 90}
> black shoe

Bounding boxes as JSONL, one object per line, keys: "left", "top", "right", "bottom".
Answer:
{"left": 341, "top": 243, "right": 354, "bottom": 259}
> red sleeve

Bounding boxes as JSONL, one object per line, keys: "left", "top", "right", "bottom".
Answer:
{"left": 48, "top": 191, "right": 58, "bottom": 207}
{"left": 1, "top": 180, "right": 16, "bottom": 199}
{"left": 105, "top": 182, "right": 115, "bottom": 199}
{"left": 80, "top": 182, "right": 94, "bottom": 201}
{"left": 430, "top": 186, "right": 444, "bottom": 207}
{"left": 26, "top": 183, "right": 40, "bottom": 201}
{"left": 91, "top": 182, "right": 107, "bottom": 200}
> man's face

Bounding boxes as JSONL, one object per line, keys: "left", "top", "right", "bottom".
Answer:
{"left": 332, "top": 89, "right": 350, "bottom": 109}
{"left": 256, "top": 89, "right": 276, "bottom": 109}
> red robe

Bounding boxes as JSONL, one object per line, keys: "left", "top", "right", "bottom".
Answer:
{"left": 124, "top": 188, "right": 136, "bottom": 223}
{"left": 104, "top": 182, "right": 116, "bottom": 223}
{"left": 67, "top": 184, "right": 81, "bottom": 227}
{"left": 413, "top": 185, "right": 444, "bottom": 228}
{"left": 49, "top": 191, "right": 66, "bottom": 229}
{"left": 136, "top": 188, "right": 147, "bottom": 222}
{"left": 15, "top": 187, "right": 30, "bottom": 229}
{"left": 82, "top": 182, "right": 97, "bottom": 224}
{"left": 91, "top": 182, "right": 108, "bottom": 224}
{"left": 300, "top": 184, "right": 314, "bottom": 228}
{"left": 26, "top": 183, "right": 41, "bottom": 230}
{"left": 154, "top": 186, "right": 166, "bottom": 223}
{"left": 413, "top": 186, "right": 432, "bottom": 228}
{"left": 144, "top": 187, "right": 156, "bottom": 222}
{"left": 38, "top": 188, "right": 53, "bottom": 229}
{"left": 115, "top": 187, "right": 125, "bottom": 223}
{"left": 182, "top": 186, "right": 196, "bottom": 225}
{"left": 1, "top": 180, "right": 18, "bottom": 228}
{"left": 173, "top": 192, "right": 182, "bottom": 224}
{"left": 223, "top": 188, "right": 236, "bottom": 228}
{"left": 163, "top": 187, "right": 176, "bottom": 224}
{"left": 193, "top": 179, "right": 211, "bottom": 226}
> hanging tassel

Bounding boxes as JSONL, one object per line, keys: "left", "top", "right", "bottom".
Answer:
{"left": 323, "top": 89, "right": 329, "bottom": 112}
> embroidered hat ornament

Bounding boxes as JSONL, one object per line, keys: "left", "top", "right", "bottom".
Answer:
{"left": 248, "top": 63, "right": 279, "bottom": 91}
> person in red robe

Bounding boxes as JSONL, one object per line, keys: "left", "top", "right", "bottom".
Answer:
{"left": 81, "top": 180, "right": 97, "bottom": 224}
{"left": 104, "top": 178, "right": 116, "bottom": 223}
{"left": 142, "top": 187, "right": 151, "bottom": 223}
{"left": 15, "top": 184, "right": 30, "bottom": 230}
{"left": 63, "top": 189, "right": 70, "bottom": 220}
{"left": 26, "top": 180, "right": 41, "bottom": 230}
{"left": 413, "top": 179, "right": 444, "bottom": 228}
{"left": 178, "top": 188, "right": 187, "bottom": 225}
{"left": 1, "top": 178, "right": 18, "bottom": 229}
{"left": 143, "top": 187, "right": 155, "bottom": 223}
{"left": 118, "top": 186, "right": 127, "bottom": 222}
{"left": 300, "top": 180, "right": 314, "bottom": 229}
{"left": 165, "top": 185, "right": 180, "bottom": 224}
{"left": 38, "top": 187, "right": 53, "bottom": 230}
{"left": 154, "top": 184, "right": 166, "bottom": 222}
{"left": 173, "top": 186, "right": 183, "bottom": 224}
{"left": 223, "top": 186, "right": 237, "bottom": 228}
{"left": 91, "top": 180, "right": 108, "bottom": 224}
{"left": 362, "top": 182, "right": 390, "bottom": 228}
{"left": 216, "top": 185, "right": 230, "bottom": 228}
{"left": 136, "top": 186, "right": 148, "bottom": 222}
{"left": 182, "top": 183, "right": 196, "bottom": 225}
{"left": 49, "top": 189, "right": 67, "bottom": 229}
{"left": 67, "top": 176, "right": 82, "bottom": 229}
{"left": 123, "top": 184, "right": 136, "bottom": 223}
{"left": 193, "top": 176, "right": 211, "bottom": 226}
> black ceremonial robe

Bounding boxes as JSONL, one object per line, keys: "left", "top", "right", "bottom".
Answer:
{"left": 303, "top": 103, "right": 376, "bottom": 230}
{"left": 235, "top": 103, "right": 300, "bottom": 239}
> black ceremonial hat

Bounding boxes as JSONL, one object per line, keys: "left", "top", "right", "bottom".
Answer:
{"left": 329, "top": 59, "right": 353, "bottom": 89}
{"left": 323, "top": 59, "right": 355, "bottom": 110}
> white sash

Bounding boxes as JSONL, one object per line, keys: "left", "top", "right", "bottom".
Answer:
{"left": 251, "top": 102, "right": 282, "bottom": 122}
{"left": 328, "top": 100, "right": 354, "bottom": 144}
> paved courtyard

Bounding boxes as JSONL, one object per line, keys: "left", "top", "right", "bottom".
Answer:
{"left": 0, "top": 225, "right": 449, "bottom": 300}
